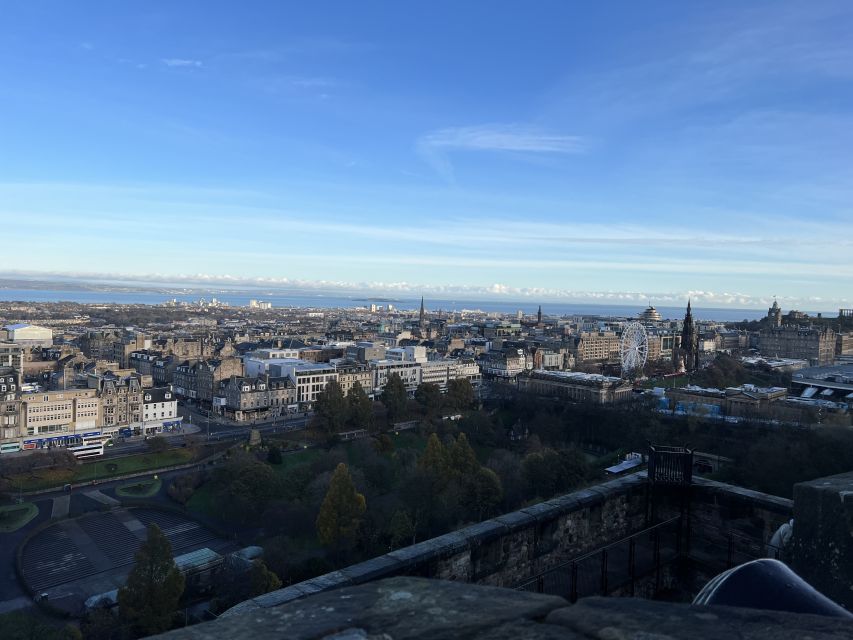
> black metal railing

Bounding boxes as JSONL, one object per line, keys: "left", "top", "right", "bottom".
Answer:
{"left": 648, "top": 445, "right": 693, "bottom": 486}
{"left": 686, "top": 517, "right": 783, "bottom": 571}
{"left": 515, "top": 516, "right": 682, "bottom": 602}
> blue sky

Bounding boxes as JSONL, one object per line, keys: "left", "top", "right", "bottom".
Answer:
{"left": 1, "top": 1, "right": 852, "bottom": 310}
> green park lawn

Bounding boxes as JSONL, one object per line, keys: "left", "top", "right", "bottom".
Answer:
{"left": 75, "top": 449, "right": 193, "bottom": 481}
{"left": 115, "top": 477, "right": 163, "bottom": 498}
{"left": 0, "top": 502, "right": 39, "bottom": 533}
{"left": 4, "top": 448, "right": 197, "bottom": 492}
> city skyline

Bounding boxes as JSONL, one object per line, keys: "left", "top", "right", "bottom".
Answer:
{"left": 2, "top": 2, "right": 852, "bottom": 309}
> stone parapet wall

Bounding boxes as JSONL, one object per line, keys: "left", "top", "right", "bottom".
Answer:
{"left": 155, "top": 577, "right": 853, "bottom": 640}
{"left": 229, "top": 472, "right": 794, "bottom": 616}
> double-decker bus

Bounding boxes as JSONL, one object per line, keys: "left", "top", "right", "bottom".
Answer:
{"left": 68, "top": 433, "right": 111, "bottom": 460}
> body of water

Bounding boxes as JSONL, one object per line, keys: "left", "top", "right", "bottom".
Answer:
{"left": 0, "top": 287, "right": 797, "bottom": 321}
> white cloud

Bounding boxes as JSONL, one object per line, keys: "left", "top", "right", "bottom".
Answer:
{"left": 417, "top": 124, "right": 585, "bottom": 180}
{"left": 161, "top": 58, "right": 203, "bottom": 68}
{"left": 0, "top": 269, "right": 849, "bottom": 311}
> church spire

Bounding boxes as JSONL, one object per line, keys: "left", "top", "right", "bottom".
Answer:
{"left": 537, "top": 305, "right": 542, "bottom": 324}
{"left": 419, "top": 296, "right": 425, "bottom": 331}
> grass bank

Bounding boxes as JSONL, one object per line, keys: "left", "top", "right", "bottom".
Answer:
{"left": 0, "top": 502, "right": 39, "bottom": 532}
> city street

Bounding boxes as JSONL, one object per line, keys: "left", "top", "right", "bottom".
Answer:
{"left": 100, "top": 406, "right": 311, "bottom": 458}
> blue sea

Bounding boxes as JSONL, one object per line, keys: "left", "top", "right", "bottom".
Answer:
{"left": 0, "top": 287, "right": 798, "bottom": 321}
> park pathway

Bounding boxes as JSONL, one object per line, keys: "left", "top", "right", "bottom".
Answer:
{"left": 82, "top": 489, "right": 120, "bottom": 507}
{"left": 51, "top": 495, "right": 70, "bottom": 519}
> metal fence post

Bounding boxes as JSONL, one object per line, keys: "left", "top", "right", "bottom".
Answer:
{"left": 654, "top": 527, "right": 661, "bottom": 594}
{"left": 600, "top": 549, "right": 608, "bottom": 595}
{"left": 629, "top": 537, "right": 636, "bottom": 596}
{"left": 727, "top": 533, "right": 734, "bottom": 569}
{"left": 570, "top": 561, "right": 578, "bottom": 603}
{"left": 536, "top": 575, "right": 544, "bottom": 594}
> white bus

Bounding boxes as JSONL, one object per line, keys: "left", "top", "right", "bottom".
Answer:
{"left": 68, "top": 433, "right": 111, "bottom": 460}
{"left": 68, "top": 443, "right": 104, "bottom": 459}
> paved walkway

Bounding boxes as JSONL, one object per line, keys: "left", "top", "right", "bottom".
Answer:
{"left": 113, "top": 509, "right": 148, "bottom": 540}
{"left": 82, "top": 489, "right": 120, "bottom": 507}
{"left": 0, "top": 596, "right": 31, "bottom": 614}
{"left": 51, "top": 494, "right": 70, "bottom": 519}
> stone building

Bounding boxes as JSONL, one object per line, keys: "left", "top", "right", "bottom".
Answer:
{"left": 333, "top": 360, "right": 375, "bottom": 397}
{"left": 141, "top": 387, "right": 179, "bottom": 432}
{"left": 195, "top": 357, "right": 244, "bottom": 406}
{"left": 218, "top": 376, "right": 269, "bottom": 421}
{"left": 19, "top": 388, "right": 100, "bottom": 448}
{"left": 673, "top": 301, "right": 700, "bottom": 372}
{"left": 0, "top": 367, "right": 21, "bottom": 447}
{"left": 759, "top": 325, "right": 836, "bottom": 365}
{"left": 111, "top": 332, "right": 147, "bottom": 368}
{"left": 419, "top": 359, "right": 482, "bottom": 391}
{"left": 518, "top": 370, "right": 633, "bottom": 404}
{"left": 93, "top": 374, "right": 143, "bottom": 431}
{"left": 0, "top": 341, "right": 23, "bottom": 386}
{"left": 571, "top": 331, "right": 621, "bottom": 364}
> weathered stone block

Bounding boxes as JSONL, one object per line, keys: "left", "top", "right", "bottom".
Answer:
{"left": 153, "top": 577, "right": 569, "bottom": 640}
{"left": 547, "top": 596, "right": 853, "bottom": 639}
{"left": 791, "top": 471, "right": 853, "bottom": 609}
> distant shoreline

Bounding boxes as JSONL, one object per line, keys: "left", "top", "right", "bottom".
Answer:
{"left": 0, "top": 288, "right": 828, "bottom": 322}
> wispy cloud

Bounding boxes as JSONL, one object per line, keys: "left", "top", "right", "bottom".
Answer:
{"left": 161, "top": 58, "right": 202, "bottom": 68}
{"left": 0, "top": 269, "right": 847, "bottom": 311}
{"left": 418, "top": 124, "right": 585, "bottom": 180}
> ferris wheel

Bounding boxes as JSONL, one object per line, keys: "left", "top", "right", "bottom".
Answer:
{"left": 620, "top": 321, "right": 649, "bottom": 378}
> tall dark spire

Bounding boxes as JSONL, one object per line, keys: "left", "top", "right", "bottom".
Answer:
{"left": 679, "top": 299, "right": 699, "bottom": 372}
{"left": 419, "top": 296, "right": 425, "bottom": 331}
{"left": 537, "top": 305, "right": 542, "bottom": 324}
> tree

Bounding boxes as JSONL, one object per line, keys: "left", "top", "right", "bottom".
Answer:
{"left": 212, "top": 559, "right": 283, "bottom": 614}
{"left": 521, "top": 447, "right": 588, "bottom": 500}
{"left": 382, "top": 373, "right": 408, "bottom": 423}
{"left": 267, "top": 444, "right": 283, "bottom": 465}
{"left": 388, "top": 509, "right": 416, "bottom": 548}
{"left": 447, "top": 378, "right": 475, "bottom": 410}
{"left": 415, "top": 382, "right": 442, "bottom": 415}
{"left": 418, "top": 433, "right": 448, "bottom": 476}
{"left": 313, "top": 380, "right": 348, "bottom": 443}
{"left": 145, "top": 436, "right": 168, "bottom": 454}
{"left": 118, "top": 523, "right": 185, "bottom": 637}
{"left": 463, "top": 467, "right": 503, "bottom": 520}
{"left": 316, "top": 463, "right": 367, "bottom": 549}
{"left": 347, "top": 381, "right": 374, "bottom": 431}
{"left": 448, "top": 433, "right": 479, "bottom": 479}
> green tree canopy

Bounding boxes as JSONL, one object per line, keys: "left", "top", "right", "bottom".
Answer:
{"left": 449, "top": 433, "right": 480, "bottom": 479}
{"left": 382, "top": 373, "right": 408, "bottom": 423}
{"left": 447, "top": 378, "right": 475, "bottom": 410}
{"left": 118, "top": 523, "right": 185, "bottom": 637}
{"left": 267, "top": 444, "right": 283, "bottom": 465}
{"left": 521, "top": 447, "right": 588, "bottom": 500}
{"left": 347, "top": 381, "right": 374, "bottom": 431}
{"left": 419, "top": 433, "right": 448, "bottom": 476}
{"left": 314, "top": 380, "right": 348, "bottom": 442}
{"left": 415, "top": 382, "right": 442, "bottom": 415}
{"left": 316, "top": 463, "right": 367, "bottom": 549}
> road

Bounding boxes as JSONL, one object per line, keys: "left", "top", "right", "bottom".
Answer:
{"left": 102, "top": 406, "right": 311, "bottom": 457}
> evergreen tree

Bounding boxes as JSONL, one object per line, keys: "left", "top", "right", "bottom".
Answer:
{"left": 267, "top": 444, "right": 283, "bottom": 465}
{"left": 382, "top": 373, "right": 408, "bottom": 423}
{"left": 415, "top": 382, "right": 442, "bottom": 415}
{"left": 388, "top": 509, "right": 416, "bottom": 548}
{"left": 314, "top": 380, "right": 348, "bottom": 442}
{"left": 447, "top": 378, "right": 475, "bottom": 410}
{"left": 419, "top": 433, "right": 448, "bottom": 476}
{"left": 316, "top": 463, "right": 367, "bottom": 549}
{"left": 249, "top": 560, "right": 283, "bottom": 597}
{"left": 118, "top": 523, "right": 185, "bottom": 637}
{"left": 464, "top": 467, "right": 503, "bottom": 520}
{"left": 449, "top": 433, "right": 479, "bottom": 479}
{"left": 347, "top": 381, "right": 374, "bottom": 431}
